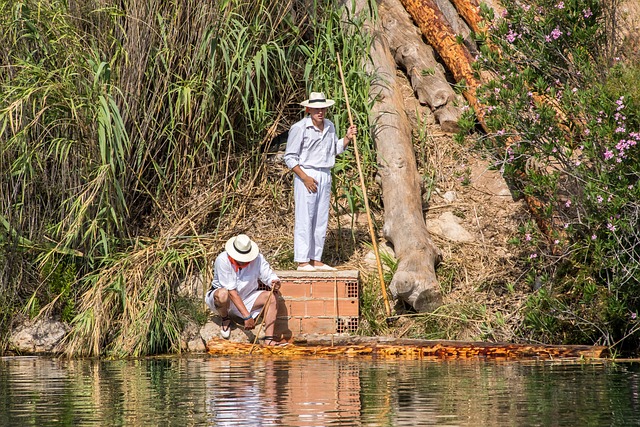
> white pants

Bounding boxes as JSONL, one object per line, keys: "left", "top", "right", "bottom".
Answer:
{"left": 293, "top": 166, "right": 331, "bottom": 263}
{"left": 205, "top": 287, "right": 262, "bottom": 319}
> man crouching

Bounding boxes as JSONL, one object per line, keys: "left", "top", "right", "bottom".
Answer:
{"left": 205, "top": 234, "right": 284, "bottom": 346}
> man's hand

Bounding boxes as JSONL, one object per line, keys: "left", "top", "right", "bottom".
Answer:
{"left": 244, "top": 317, "right": 256, "bottom": 330}
{"left": 345, "top": 124, "right": 357, "bottom": 143}
{"left": 271, "top": 280, "right": 281, "bottom": 292}
{"left": 302, "top": 175, "right": 318, "bottom": 193}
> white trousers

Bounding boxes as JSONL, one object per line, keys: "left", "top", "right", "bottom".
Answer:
{"left": 293, "top": 167, "right": 331, "bottom": 263}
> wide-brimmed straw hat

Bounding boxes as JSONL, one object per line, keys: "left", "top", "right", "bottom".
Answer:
{"left": 300, "top": 92, "right": 335, "bottom": 108}
{"left": 225, "top": 234, "right": 259, "bottom": 263}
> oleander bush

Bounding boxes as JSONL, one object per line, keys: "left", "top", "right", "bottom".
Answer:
{"left": 461, "top": 0, "right": 640, "bottom": 352}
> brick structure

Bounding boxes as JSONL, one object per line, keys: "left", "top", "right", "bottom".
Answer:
{"left": 272, "top": 270, "right": 360, "bottom": 338}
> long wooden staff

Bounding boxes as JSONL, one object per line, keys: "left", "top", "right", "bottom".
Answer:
{"left": 249, "top": 287, "right": 275, "bottom": 354}
{"left": 336, "top": 53, "right": 392, "bottom": 318}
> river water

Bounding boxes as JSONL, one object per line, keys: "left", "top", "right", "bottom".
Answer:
{"left": 1, "top": 355, "right": 638, "bottom": 426}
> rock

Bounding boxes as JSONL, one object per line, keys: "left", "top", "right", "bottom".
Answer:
{"left": 177, "top": 273, "right": 205, "bottom": 299}
{"left": 363, "top": 241, "right": 396, "bottom": 270}
{"left": 10, "top": 317, "right": 69, "bottom": 354}
{"left": 199, "top": 318, "right": 252, "bottom": 351}
{"left": 180, "top": 320, "right": 203, "bottom": 352}
{"left": 442, "top": 190, "right": 457, "bottom": 203}
{"left": 427, "top": 211, "right": 475, "bottom": 242}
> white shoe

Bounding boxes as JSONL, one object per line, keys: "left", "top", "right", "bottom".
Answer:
{"left": 220, "top": 317, "right": 231, "bottom": 339}
{"left": 297, "top": 264, "right": 316, "bottom": 271}
{"left": 315, "top": 264, "right": 337, "bottom": 271}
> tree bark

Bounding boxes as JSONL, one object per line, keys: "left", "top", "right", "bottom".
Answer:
{"left": 367, "top": 18, "right": 443, "bottom": 312}
{"left": 379, "top": 0, "right": 462, "bottom": 131}
{"left": 449, "top": 0, "right": 486, "bottom": 36}
{"left": 399, "top": 0, "right": 487, "bottom": 130}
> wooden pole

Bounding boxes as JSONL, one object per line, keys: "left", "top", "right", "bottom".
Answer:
{"left": 336, "top": 53, "right": 392, "bottom": 318}
{"left": 249, "top": 287, "right": 275, "bottom": 353}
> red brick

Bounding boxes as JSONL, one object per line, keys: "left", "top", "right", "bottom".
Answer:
{"left": 305, "top": 300, "right": 325, "bottom": 317}
{"left": 312, "top": 281, "right": 340, "bottom": 298}
{"left": 337, "top": 299, "right": 359, "bottom": 316}
{"left": 281, "top": 282, "right": 310, "bottom": 298}
{"left": 276, "top": 297, "right": 288, "bottom": 315}
{"left": 277, "top": 317, "right": 299, "bottom": 336}
{"left": 286, "top": 300, "right": 306, "bottom": 317}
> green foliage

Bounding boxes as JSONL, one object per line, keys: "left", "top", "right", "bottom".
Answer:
{"left": 470, "top": 0, "right": 640, "bottom": 351}
{"left": 0, "top": 0, "right": 373, "bottom": 357}
{"left": 42, "top": 257, "right": 78, "bottom": 323}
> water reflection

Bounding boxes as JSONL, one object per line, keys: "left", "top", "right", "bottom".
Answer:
{"left": 1, "top": 355, "right": 639, "bottom": 426}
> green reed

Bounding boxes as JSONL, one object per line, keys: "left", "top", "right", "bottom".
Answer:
{"left": 1, "top": 0, "right": 376, "bottom": 356}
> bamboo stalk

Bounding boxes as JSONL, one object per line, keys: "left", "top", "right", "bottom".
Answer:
{"left": 336, "top": 52, "right": 392, "bottom": 318}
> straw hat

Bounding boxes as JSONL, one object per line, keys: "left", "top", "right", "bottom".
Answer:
{"left": 300, "top": 92, "right": 335, "bottom": 108}
{"left": 225, "top": 234, "right": 259, "bottom": 263}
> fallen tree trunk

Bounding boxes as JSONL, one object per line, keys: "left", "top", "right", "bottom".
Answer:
{"left": 365, "top": 7, "right": 443, "bottom": 312}
{"left": 380, "top": 0, "right": 462, "bottom": 131}
{"left": 207, "top": 336, "right": 609, "bottom": 359}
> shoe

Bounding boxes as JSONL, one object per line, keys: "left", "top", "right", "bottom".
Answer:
{"left": 297, "top": 264, "right": 316, "bottom": 271}
{"left": 315, "top": 264, "right": 337, "bottom": 271}
{"left": 220, "top": 316, "right": 231, "bottom": 339}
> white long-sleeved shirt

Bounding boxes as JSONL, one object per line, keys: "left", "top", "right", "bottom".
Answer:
{"left": 211, "top": 252, "right": 279, "bottom": 302}
{"left": 284, "top": 116, "right": 346, "bottom": 170}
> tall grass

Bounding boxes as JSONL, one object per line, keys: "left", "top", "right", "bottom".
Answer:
{"left": 1, "top": 0, "right": 375, "bottom": 356}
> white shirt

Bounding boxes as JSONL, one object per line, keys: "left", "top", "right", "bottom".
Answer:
{"left": 211, "top": 252, "right": 279, "bottom": 302}
{"left": 284, "top": 116, "right": 346, "bottom": 170}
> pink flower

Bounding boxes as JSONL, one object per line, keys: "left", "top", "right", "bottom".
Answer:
{"left": 604, "top": 149, "right": 614, "bottom": 160}
{"left": 583, "top": 8, "right": 593, "bottom": 18}
{"left": 565, "top": 199, "right": 572, "bottom": 208}
{"left": 556, "top": 1, "right": 565, "bottom": 8}
{"left": 525, "top": 233, "right": 532, "bottom": 241}
{"left": 550, "top": 28, "right": 563, "bottom": 40}
{"left": 591, "top": 234, "right": 597, "bottom": 240}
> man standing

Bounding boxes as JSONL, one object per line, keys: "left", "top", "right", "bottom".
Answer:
{"left": 284, "top": 91, "right": 357, "bottom": 271}
{"left": 205, "top": 234, "right": 284, "bottom": 346}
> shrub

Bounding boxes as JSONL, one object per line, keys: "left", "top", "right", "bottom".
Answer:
{"left": 462, "top": 0, "right": 640, "bottom": 351}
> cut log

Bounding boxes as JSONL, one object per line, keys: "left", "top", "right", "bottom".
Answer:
{"left": 449, "top": 0, "right": 486, "bottom": 36}
{"left": 399, "top": 0, "right": 487, "bottom": 130}
{"left": 380, "top": 0, "right": 456, "bottom": 110}
{"left": 367, "top": 13, "right": 443, "bottom": 312}
{"left": 380, "top": 0, "right": 463, "bottom": 132}
{"left": 432, "top": 0, "right": 477, "bottom": 54}
{"left": 206, "top": 335, "right": 609, "bottom": 359}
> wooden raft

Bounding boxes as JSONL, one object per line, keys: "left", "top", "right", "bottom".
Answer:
{"left": 206, "top": 336, "right": 608, "bottom": 360}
